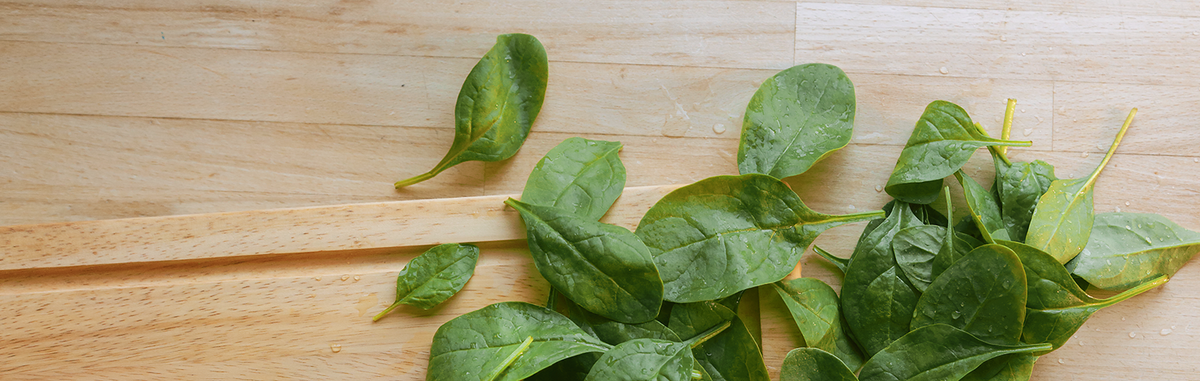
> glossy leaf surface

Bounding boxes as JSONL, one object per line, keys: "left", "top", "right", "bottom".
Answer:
{"left": 842, "top": 201, "right": 923, "bottom": 357}
{"left": 1067, "top": 212, "right": 1200, "bottom": 290}
{"left": 636, "top": 174, "right": 882, "bottom": 303}
{"left": 774, "top": 278, "right": 864, "bottom": 370}
{"left": 375, "top": 243, "right": 478, "bottom": 320}
{"left": 911, "top": 245, "right": 1027, "bottom": 345}
{"left": 668, "top": 302, "right": 770, "bottom": 381}
{"left": 521, "top": 137, "right": 626, "bottom": 220}
{"left": 858, "top": 324, "right": 1051, "bottom": 381}
{"left": 813, "top": 246, "right": 849, "bottom": 274}
{"left": 956, "top": 171, "right": 1011, "bottom": 243}
{"left": 397, "top": 34, "right": 548, "bottom": 187}
{"left": 892, "top": 225, "right": 945, "bottom": 293}
{"left": 995, "top": 160, "right": 1056, "bottom": 242}
{"left": 507, "top": 199, "right": 663, "bottom": 323}
{"left": 583, "top": 339, "right": 695, "bottom": 381}
{"left": 779, "top": 348, "right": 859, "bottom": 381}
{"left": 959, "top": 354, "right": 1036, "bottom": 381}
{"left": 567, "top": 301, "right": 681, "bottom": 346}
{"left": 738, "top": 63, "right": 855, "bottom": 179}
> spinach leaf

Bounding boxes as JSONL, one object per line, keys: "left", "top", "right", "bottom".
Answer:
{"left": 813, "top": 245, "right": 849, "bottom": 274}
{"left": 959, "top": 353, "right": 1036, "bottom": 381}
{"left": 1066, "top": 212, "right": 1200, "bottom": 290}
{"left": 506, "top": 198, "right": 663, "bottom": 323}
{"left": 892, "top": 226, "right": 944, "bottom": 294}
{"left": 1026, "top": 109, "right": 1136, "bottom": 263}
{"left": 774, "top": 278, "right": 864, "bottom": 371}
{"left": 374, "top": 243, "right": 478, "bottom": 321}
{"left": 428, "top": 302, "right": 611, "bottom": 381}
{"left": 911, "top": 244, "right": 1027, "bottom": 346}
{"left": 636, "top": 174, "right": 883, "bottom": 303}
{"left": 995, "top": 160, "right": 1057, "bottom": 242}
{"left": 521, "top": 137, "right": 626, "bottom": 220}
{"left": 884, "top": 101, "right": 1030, "bottom": 204}
{"left": 779, "top": 348, "right": 859, "bottom": 381}
{"left": 396, "top": 34, "right": 548, "bottom": 188}
{"left": 842, "top": 201, "right": 923, "bottom": 356}
{"left": 567, "top": 300, "right": 682, "bottom": 345}
{"left": 527, "top": 354, "right": 599, "bottom": 381}
{"left": 668, "top": 301, "right": 770, "bottom": 381}
{"left": 738, "top": 63, "right": 856, "bottom": 179}
{"left": 857, "top": 324, "right": 1051, "bottom": 381}
{"left": 956, "top": 171, "right": 1011, "bottom": 243}
{"left": 583, "top": 339, "right": 696, "bottom": 381}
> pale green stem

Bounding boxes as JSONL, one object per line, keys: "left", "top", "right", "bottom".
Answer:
{"left": 1096, "top": 275, "right": 1167, "bottom": 307}
{"left": 483, "top": 336, "right": 534, "bottom": 381}
{"left": 1001, "top": 98, "right": 1017, "bottom": 155}
{"left": 372, "top": 301, "right": 404, "bottom": 322}
{"left": 394, "top": 171, "right": 437, "bottom": 188}
{"left": 1082, "top": 108, "right": 1137, "bottom": 191}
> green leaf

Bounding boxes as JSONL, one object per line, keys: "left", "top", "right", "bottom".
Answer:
{"left": 738, "top": 63, "right": 856, "bottom": 179}
{"left": 995, "top": 240, "right": 1170, "bottom": 353}
{"left": 374, "top": 243, "right": 478, "bottom": 320}
{"left": 396, "top": 34, "right": 548, "bottom": 187}
{"left": 773, "top": 278, "right": 864, "bottom": 371}
{"left": 842, "top": 201, "right": 923, "bottom": 357}
{"left": 584, "top": 339, "right": 696, "bottom": 381}
{"left": 955, "top": 171, "right": 1011, "bottom": 243}
{"left": 506, "top": 198, "right": 663, "bottom": 323}
{"left": 527, "top": 353, "right": 600, "bottom": 381}
{"left": 428, "top": 302, "right": 611, "bottom": 381}
{"left": 884, "top": 101, "right": 1030, "bottom": 204}
{"left": 1026, "top": 109, "right": 1136, "bottom": 263}
{"left": 911, "top": 244, "right": 1027, "bottom": 346}
{"left": 668, "top": 302, "right": 770, "bottom": 381}
{"left": 567, "top": 300, "right": 682, "bottom": 346}
{"left": 1067, "top": 212, "right": 1200, "bottom": 290}
{"left": 779, "top": 348, "right": 859, "bottom": 381}
{"left": 521, "top": 137, "right": 626, "bottom": 221}
{"left": 994, "top": 160, "right": 1057, "bottom": 242}
{"left": 857, "top": 324, "right": 1051, "bottom": 381}
{"left": 892, "top": 225, "right": 945, "bottom": 293}
{"left": 636, "top": 174, "right": 884, "bottom": 303}
{"left": 812, "top": 246, "right": 849, "bottom": 274}
{"left": 959, "top": 354, "right": 1037, "bottom": 381}
{"left": 932, "top": 232, "right": 985, "bottom": 281}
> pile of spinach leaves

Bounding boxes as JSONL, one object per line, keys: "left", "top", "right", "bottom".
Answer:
{"left": 382, "top": 35, "right": 1199, "bottom": 381}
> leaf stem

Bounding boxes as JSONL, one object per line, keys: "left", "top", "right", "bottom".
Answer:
{"left": 1097, "top": 275, "right": 1167, "bottom": 308}
{"left": 824, "top": 210, "right": 886, "bottom": 225}
{"left": 974, "top": 122, "right": 1013, "bottom": 166}
{"left": 483, "top": 336, "right": 534, "bottom": 381}
{"left": 394, "top": 171, "right": 437, "bottom": 188}
{"left": 1082, "top": 108, "right": 1137, "bottom": 190}
{"left": 686, "top": 320, "right": 732, "bottom": 348}
{"left": 372, "top": 301, "right": 404, "bottom": 322}
{"left": 1001, "top": 98, "right": 1016, "bottom": 155}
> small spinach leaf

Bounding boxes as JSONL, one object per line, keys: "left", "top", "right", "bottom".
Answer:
{"left": 911, "top": 244, "right": 1027, "bottom": 346}
{"left": 396, "top": 34, "right": 548, "bottom": 187}
{"left": 636, "top": 174, "right": 883, "bottom": 303}
{"left": 428, "top": 302, "right": 611, "bottom": 381}
{"left": 506, "top": 198, "right": 663, "bottom": 323}
{"left": 668, "top": 302, "right": 770, "bottom": 381}
{"left": 374, "top": 243, "right": 478, "bottom": 321}
{"left": 959, "top": 353, "right": 1037, "bottom": 381}
{"left": 1066, "top": 212, "right": 1200, "bottom": 290}
{"left": 995, "top": 159, "right": 1057, "bottom": 242}
{"left": 779, "top": 348, "right": 859, "bottom": 381}
{"left": 857, "top": 324, "right": 1051, "bottom": 381}
{"left": 521, "top": 137, "right": 626, "bottom": 220}
{"left": 884, "top": 101, "right": 1030, "bottom": 204}
{"left": 956, "top": 170, "right": 1011, "bottom": 243}
{"left": 1026, "top": 109, "right": 1136, "bottom": 263}
{"left": 583, "top": 339, "right": 696, "bottom": 381}
{"left": 842, "top": 201, "right": 923, "bottom": 357}
{"left": 738, "top": 63, "right": 856, "bottom": 179}
{"left": 892, "top": 225, "right": 945, "bottom": 293}
{"left": 774, "top": 278, "right": 864, "bottom": 371}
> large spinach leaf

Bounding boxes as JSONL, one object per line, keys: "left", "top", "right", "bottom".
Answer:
{"left": 506, "top": 199, "right": 663, "bottom": 323}
{"left": 911, "top": 244, "right": 1027, "bottom": 345}
{"left": 857, "top": 324, "right": 1051, "bottom": 381}
{"left": 842, "top": 201, "right": 923, "bottom": 357}
{"left": 738, "top": 63, "right": 856, "bottom": 179}
{"left": 1026, "top": 109, "right": 1136, "bottom": 263}
{"left": 956, "top": 171, "right": 1011, "bottom": 243}
{"left": 428, "top": 302, "right": 611, "bottom": 381}
{"left": 773, "top": 278, "right": 864, "bottom": 370}
{"left": 396, "top": 34, "right": 548, "bottom": 187}
{"left": 374, "top": 243, "right": 479, "bottom": 321}
{"left": 884, "top": 101, "right": 1030, "bottom": 204}
{"left": 1066, "top": 212, "right": 1200, "bottom": 290}
{"left": 521, "top": 137, "right": 626, "bottom": 220}
{"left": 636, "top": 174, "right": 883, "bottom": 303}
{"left": 667, "top": 301, "right": 770, "bottom": 381}
{"left": 583, "top": 339, "right": 696, "bottom": 381}
{"left": 779, "top": 348, "right": 859, "bottom": 381}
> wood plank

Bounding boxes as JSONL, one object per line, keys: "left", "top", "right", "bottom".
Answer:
{"left": 1053, "top": 82, "right": 1200, "bottom": 155}
{"left": 797, "top": 3, "right": 1200, "bottom": 86}
{"left": 797, "top": 0, "right": 1200, "bottom": 18}
{"left": 0, "top": 0, "right": 795, "bottom": 69}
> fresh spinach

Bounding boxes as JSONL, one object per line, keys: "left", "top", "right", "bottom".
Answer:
{"left": 995, "top": 159, "right": 1057, "bottom": 242}
{"left": 911, "top": 244, "right": 1027, "bottom": 346}
{"left": 1067, "top": 212, "right": 1200, "bottom": 290}
{"left": 521, "top": 137, "right": 626, "bottom": 220}
{"left": 738, "top": 63, "right": 856, "bottom": 179}
{"left": 1026, "top": 109, "right": 1137, "bottom": 263}
{"left": 774, "top": 278, "right": 864, "bottom": 371}
{"left": 841, "top": 201, "right": 922, "bottom": 357}
{"left": 396, "top": 34, "right": 548, "bottom": 187}
{"left": 812, "top": 245, "right": 849, "bottom": 274}
{"left": 956, "top": 170, "right": 1011, "bottom": 243}
{"left": 635, "top": 174, "right": 883, "bottom": 303}
{"left": 373, "top": 243, "right": 479, "bottom": 321}
{"left": 959, "top": 353, "right": 1036, "bottom": 381}
{"left": 583, "top": 338, "right": 696, "bottom": 381}
{"left": 567, "top": 300, "right": 682, "bottom": 345}
{"left": 668, "top": 301, "right": 770, "bottom": 381}
{"left": 857, "top": 324, "right": 1051, "bottom": 381}
{"left": 506, "top": 198, "right": 663, "bottom": 323}
{"left": 779, "top": 348, "right": 859, "bottom": 381}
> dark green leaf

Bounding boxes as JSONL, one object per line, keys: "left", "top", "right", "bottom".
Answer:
{"left": 842, "top": 201, "right": 923, "bottom": 357}
{"left": 956, "top": 171, "right": 1011, "bottom": 243}
{"left": 884, "top": 101, "right": 1030, "bottom": 204}
{"left": 428, "top": 302, "right": 610, "bottom": 381}
{"left": 668, "top": 302, "right": 770, "bottom": 381}
{"left": 779, "top": 348, "right": 859, "bottom": 381}
{"left": 774, "top": 278, "right": 864, "bottom": 371}
{"left": 506, "top": 198, "right": 663, "bottom": 323}
{"left": 584, "top": 339, "right": 696, "bottom": 381}
{"left": 911, "top": 244, "right": 1027, "bottom": 346}
{"left": 636, "top": 174, "right": 883, "bottom": 303}
{"left": 716, "top": 290, "right": 745, "bottom": 312}
{"left": 521, "top": 137, "right": 626, "bottom": 221}
{"left": 567, "top": 301, "right": 681, "bottom": 345}
{"left": 374, "top": 243, "right": 478, "bottom": 321}
{"left": 1067, "top": 212, "right": 1200, "bottom": 290}
{"left": 738, "top": 63, "right": 855, "bottom": 179}
{"left": 994, "top": 160, "right": 1056, "bottom": 242}
{"left": 892, "top": 225, "right": 945, "bottom": 293}
{"left": 813, "top": 246, "right": 849, "bottom": 274}
{"left": 959, "top": 354, "right": 1036, "bottom": 381}
{"left": 396, "top": 34, "right": 548, "bottom": 187}
{"left": 857, "top": 324, "right": 1051, "bottom": 381}
{"left": 527, "top": 353, "right": 600, "bottom": 381}
{"left": 932, "top": 232, "right": 985, "bottom": 281}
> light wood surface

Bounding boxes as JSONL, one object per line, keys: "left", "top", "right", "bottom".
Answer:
{"left": 3, "top": 1, "right": 1198, "bottom": 379}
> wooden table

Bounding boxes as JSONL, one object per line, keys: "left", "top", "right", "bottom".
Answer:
{"left": 2, "top": 1, "right": 1198, "bottom": 379}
